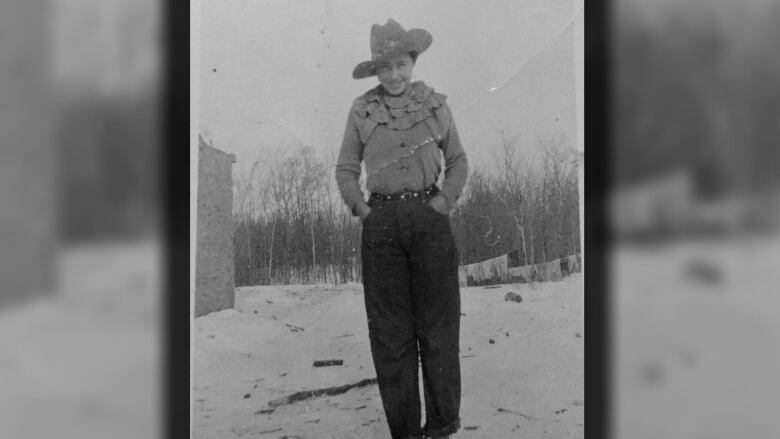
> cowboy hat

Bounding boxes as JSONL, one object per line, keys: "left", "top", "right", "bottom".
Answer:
{"left": 352, "top": 19, "right": 432, "bottom": 80}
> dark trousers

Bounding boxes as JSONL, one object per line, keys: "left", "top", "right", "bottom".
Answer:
{"left": 361, "top": 195, "right": 461, "bottom": 439}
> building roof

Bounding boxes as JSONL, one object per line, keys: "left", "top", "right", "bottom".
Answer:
{"left": 199, "top": 134, "right": 236, "bottom": 162}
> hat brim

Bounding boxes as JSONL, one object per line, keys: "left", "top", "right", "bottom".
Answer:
{"left": 352, "top": 28, "right": 432, "bottom": 80}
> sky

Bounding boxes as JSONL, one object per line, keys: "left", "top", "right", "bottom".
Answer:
{"left": 53, "top": 0, "right": 159, "bottom": 98}
{"left": 194, "top": 0, "right": 583, "bottom": 178}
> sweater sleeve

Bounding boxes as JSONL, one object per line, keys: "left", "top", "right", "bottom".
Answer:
{"left": 438, "top": 104, "right": 469, "bottom": 206}
{"left": 335, "top": 108, "right": 366, "bottom": 216}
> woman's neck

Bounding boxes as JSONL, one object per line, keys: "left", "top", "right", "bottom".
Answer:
{"left": 382, "top": 86, "right": 412, "bottom": 107}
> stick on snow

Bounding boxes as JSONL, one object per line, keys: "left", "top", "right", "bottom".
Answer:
{"left": 313, "top": 359, "right": 344, "bottom": 367}
{"left": 267, "top": 378, "right": 378, "bottom": 407}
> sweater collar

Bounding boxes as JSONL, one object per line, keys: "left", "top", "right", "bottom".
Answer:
{"left": 365, "top": 81, "right": 433, "bottom": 108}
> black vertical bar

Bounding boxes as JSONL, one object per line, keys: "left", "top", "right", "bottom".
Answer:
{"left": 165, "top": 0, "right": 190, "bottom": 438}
{"left": 585, "top": 0, "right": 612, "bottom": 438}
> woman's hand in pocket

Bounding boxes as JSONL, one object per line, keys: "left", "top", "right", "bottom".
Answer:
{"left": 427, "top": 194, "right": 449, "bottom": 215}
{"left": 356, "top": 202, "right": 372, "bottom": 221}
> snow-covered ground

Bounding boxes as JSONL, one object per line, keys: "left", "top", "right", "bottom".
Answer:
{"left": 0, "top": 241, "right": 161, "bottom": 439}
{"left": 614, "top": 233, "right": 780, "bottom": 439}
{"left": 193, "top": 274, "right": 584, "bottom": 439}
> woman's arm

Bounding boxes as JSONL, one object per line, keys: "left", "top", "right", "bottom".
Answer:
{"left": 437, "top": 105, "right": 469, "bottom": 209}
{"left": 335, "top": 109, "right": 370, "bottom": 218}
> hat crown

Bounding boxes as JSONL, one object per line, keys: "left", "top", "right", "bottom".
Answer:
{"left": 370, "top": 19, "right": 407, "bottom": 60}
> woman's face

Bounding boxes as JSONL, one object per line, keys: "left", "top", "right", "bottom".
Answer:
{"left": 376, "top": 53, "right": 415, "bottom": 96}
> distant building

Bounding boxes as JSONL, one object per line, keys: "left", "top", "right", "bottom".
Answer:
{"left": 610, "top": 168, "right": 767, "bottom": 239}
{"left": 0, "top": 2, "right": 55, "bottom": 306}
{"left": 611, "top": 169, "right": 694, "bottom": 239}
{"left": 196, "top": 136, "right": 236, "bottom": 316}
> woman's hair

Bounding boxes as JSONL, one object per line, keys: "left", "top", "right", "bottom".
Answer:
{"left": 409, "top": 51, "right": 418, "bottom": 63}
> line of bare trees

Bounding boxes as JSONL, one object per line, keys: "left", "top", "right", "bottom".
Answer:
{"left": 451, "top": 133, "right": 581, "bottom": 267}
{"left": 615, "top": 2, "right": 780, "bottom": 194}
{"left": 233, "top": 134, "right": 580, "bottom": 287}
{"left": 233, "top": 146, "right": 361, "bottom": 286}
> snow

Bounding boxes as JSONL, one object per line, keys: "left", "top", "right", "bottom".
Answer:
{"left": 0, "top": 241, "right": 161, "bottom": 439}
{"left": 614, "top": 234, "right": 780, "bottom": 439}
{"left": 193, "top": 276, "right": 584, "bottom": 438}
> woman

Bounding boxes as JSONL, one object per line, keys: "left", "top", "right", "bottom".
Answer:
{"left": 335, "top": 19, "right": 468, "bottom": 439}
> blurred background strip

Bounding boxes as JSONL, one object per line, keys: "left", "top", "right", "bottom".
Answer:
{"left": 1, "top": 0, "right": 163, "bottom": 438}
{"left": 612, "top": 0, "right": 780, "bottom": 438}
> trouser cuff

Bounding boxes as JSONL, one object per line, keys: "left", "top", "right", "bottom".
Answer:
{"left": 423, "top": 418, "right": 460, "bottom": 438}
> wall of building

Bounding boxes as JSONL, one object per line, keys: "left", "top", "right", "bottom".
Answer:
{"left": 0, "top": 2, "right": 55, "bottom": 306}
{"left": 195, "top": 138, "right": 236, "bottom": 316}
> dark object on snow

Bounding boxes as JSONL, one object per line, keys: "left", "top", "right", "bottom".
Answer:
{"left": 560, "top": 257, "right": 570, "bottom": 277}
{"left": 313, "top": 359, "right": 344, "bottom": 367}
{"left": 267, "top": 377, "right": 378, "bottom": 407}
{"left": 504, "top": 292, "right": 523, "bottom": 303}
{"left": 483, "top": 285, "right": 501, "bottom": 289}
{"left": 496, "top": 407, "right": 534, "bottom": 420}
{"left": 285, "top": 323, "right": 304, "bottom": 332}
{"left": 489, "top": 339, "right": 495, "bottom": 344}
{"left": 684, "top": 259, "right": 723, "bottom": 286}
{"left": 554, "top": 408, "right": 567, "bottom": 414}
{"left": 680, "top": 349, "right": 699, "bottom": 366}
{"left": 463, "top": 426, "right": 480, "bottom": 431}
{"left": 243, "top": 393, "right": 251, "bottom": 399}
{"left": 642, "top": 363, "right": 663, "bottom": 385}
{"left": 575, "top": 332, "right": 582, "bottom": 338}
{"left": 255, "top": 408, "right": 275, "bottom": 415}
